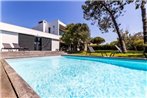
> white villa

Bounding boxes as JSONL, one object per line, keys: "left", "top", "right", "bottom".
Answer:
{"left": 0, "top": 20, "right": 66, "bottom": 51}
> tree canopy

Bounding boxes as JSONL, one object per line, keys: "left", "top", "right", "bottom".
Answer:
{"left": 82, "top": 0, "right": 126, "bottom": 33}
{"left": 110, "top": 31, "right": 144, "bottom": 50}
{"left": 123, "top": 31, "right": 144, "bottom": 50}
{"left": 91, "top": 37, "right": 105, "bottom": 45}
{"left": 126, "top": 0, "right": 147, "bottom": 44}
{"left": 61, "top": 23, "right": 90, "bottom": 52}
{"left": 82, "top": 0, "right": 127, "bottom": 52}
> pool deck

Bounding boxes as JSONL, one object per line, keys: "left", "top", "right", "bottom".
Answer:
{"left": 0, "top": 51, "right": 66, "bottom": 98}
{"left": 0, "top": 61, "right": 17, "bottom": 98}
{"left": 0, "top": 51, "right": 66, "bottom": 59}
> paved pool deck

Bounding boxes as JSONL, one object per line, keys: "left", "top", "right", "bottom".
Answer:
{"left": 0, "top": 61, "right": 17, "bottom": 98}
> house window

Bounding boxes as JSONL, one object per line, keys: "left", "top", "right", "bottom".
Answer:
{"left": 59, "top": 30, "right": 64, "bottom": 35}
{"left": 48, "top": 27, "right": 51, "bottom": 33}
{"left": 53, "top": 26, "right": 55, "bottom": 33}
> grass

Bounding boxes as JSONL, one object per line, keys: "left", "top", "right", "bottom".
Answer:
{"left": 72, "top": 50, "right": 145, "bottom": 58}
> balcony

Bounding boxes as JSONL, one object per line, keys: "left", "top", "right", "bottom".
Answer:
{"left": 59, "top": 24, "right": 66, "bottom": 35}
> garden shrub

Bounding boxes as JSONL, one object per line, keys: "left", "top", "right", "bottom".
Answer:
{"left": 90, "top": 44, "right": 116, "bottom": 50}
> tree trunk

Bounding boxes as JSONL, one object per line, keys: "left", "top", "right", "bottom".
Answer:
{"left": 73, "top": 44, "right": 77, "bottom": 52}
{"left": 110, "top": 13, "right": 127, "bottom": 53}
{"left": 141, "top": 1, "right": 147, "bottom": 44}
{"left": 68, "top": 44, "right": 72, "bottom": 52}
{"left": 102, "top": 3, "right": 127, "bottom": 53}
{"left": 84, "top": 43, "right": 88, "bottom": 51}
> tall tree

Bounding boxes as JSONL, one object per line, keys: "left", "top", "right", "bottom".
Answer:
{"left": 141, "top": 0, "right": 147, "bottom": 44}
{"left": 91, "top": 36, "right": 105, "bottom": 45}
{"left": 127, "top": 0, "right": 147, "bottom": 44}
{"left": 122, "top": 31, "right": 144, "bottom": 50}
{"left": 61, "top": 23, "right": 90, "bottom": 52}
{"left": 82, "top": 0, "right": 127, "bottom": 52}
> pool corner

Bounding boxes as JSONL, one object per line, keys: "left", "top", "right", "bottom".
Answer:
{"left": 1, "top": 59, "right": 40, "bottom": 98}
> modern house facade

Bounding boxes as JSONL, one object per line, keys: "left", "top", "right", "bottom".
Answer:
{"left": 0, "top": 20, "right": 66, "bottom": 51}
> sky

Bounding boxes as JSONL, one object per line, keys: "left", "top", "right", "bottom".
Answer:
{"left": 1, "top": 0, "right": 147, "bottom": 43}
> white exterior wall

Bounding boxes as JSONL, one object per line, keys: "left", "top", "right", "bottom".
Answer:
{"left": 0, "top": 30, "right": 18, "bottom": 49}
{"left": 44, "top": 23, "right": 50, "bottom": 33}
{"left": 32, "top": 20, "right": 50, "bottom": 33}
{"left": 52, "top": 40, "right": 59, "bottom": 51}
{"left": 32, "top": 20, "right": 66, "bottom": 36}
{"left": 0, "top": 22, "right": 60, "bottom": 40}
{"left": 0, "top": 31, "right": 2, "bottom": 50}
{"left": 32, "top": 23, "right": 43, "bottom": 32}
{"left": 58, "top": 20, "right": 66, "bottom": 27}
{"left": 0, "top": 21, "right": 65, "bottom": 51}
{"left": 50, "top": 20, "right": 59, "bottom": 35}
{"left": 51, "top": 20, "right": 66, "bottom": 35}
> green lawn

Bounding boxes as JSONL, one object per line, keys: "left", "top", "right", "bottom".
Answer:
{"left": 73, "top": 50, "right": 145, "bottom": 58}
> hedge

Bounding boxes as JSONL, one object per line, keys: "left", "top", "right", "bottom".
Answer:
{"left": 90, "top": 45, "right": 144, "bottom": 51}
{"left": 90, "top": 45, "right": 116, "bottom": 50}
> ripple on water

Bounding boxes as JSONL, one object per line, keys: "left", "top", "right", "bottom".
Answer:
{"left": 6, "top": 56, "right": 147, "bottom": 98}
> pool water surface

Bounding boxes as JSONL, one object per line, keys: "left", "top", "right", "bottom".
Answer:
{"left": 6, "top": 56, "right": 147, "bottom": 98}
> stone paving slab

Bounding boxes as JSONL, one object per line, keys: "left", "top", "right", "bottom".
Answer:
{"left": 0, "top": 60, "right": 17, "bottom": 98}
{"left": 1, "top": 60, "right": 40, "bottom": 98}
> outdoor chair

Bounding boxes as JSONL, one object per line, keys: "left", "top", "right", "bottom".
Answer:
{"left": 1, "top": 43, "right": 14, "bottom": 51}
{"left": 12, "top": 43, "right": 29, "bottom": 51}
{"left": 87, "top": 46, "right": 108, "bottom": 57}
{"left": 109, "top": 45, "right": 123, "bottom": 57}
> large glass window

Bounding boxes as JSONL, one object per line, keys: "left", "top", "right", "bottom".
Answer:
{"left": 59, "top": 24, "right": 66, "bottom": 35}
{"left": 53, "top": 26, "right": 55, "bottom": 33}
{"left": 48, "top": 27, "right": 51, "bottom": 33}
{"left": 59, "top": 30, "right": 64, "bottom": 35}
{"left": 34, "top": 37, "right": 42, "bottom": 50}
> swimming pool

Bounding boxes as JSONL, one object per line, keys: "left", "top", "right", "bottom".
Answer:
{"left": 6, "top": 56, "right": 147, "bottom": 98}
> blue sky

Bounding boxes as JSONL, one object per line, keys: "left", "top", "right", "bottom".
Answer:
{"left": 1, "top": 1, "right": 147, "bottom": 43}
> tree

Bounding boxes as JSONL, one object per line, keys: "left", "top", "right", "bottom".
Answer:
{"left": 123, "top": 31, "right": 144, "bottom": 50}
{"left": 82, "top": 0, "right": 127, "bottom": 52}
{"left": 141, "top": 1, "right": 147, "bottom": 44}
{"left": 110, "top": 40, "right": 119, "bottom": 46}
{"left": 111, "top": 30, "right": 144, "bottom": 50}
{"left": 91, "top": 36, "right": 105, "bottom": 45}
{"left": 61, "top": 23, "right": 90, "bottom": 52}
{"left": 127, "top": 0, "right": 147, "bottom": 44}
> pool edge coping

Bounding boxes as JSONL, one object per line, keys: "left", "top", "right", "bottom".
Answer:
{"left": 1, "top": 54, "right": 146, "bottom": 98}
{"left": 1, "top": 59, "right": 40, "bottom": 98}
{"left": 62, "top": 54, "right": 147, "bottom": 60}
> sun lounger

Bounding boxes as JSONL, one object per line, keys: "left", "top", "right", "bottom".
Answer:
{"left": 1, "top": 43, "right": 15, "bottom": 51}
{"left": 12, "top": 43, "right": 28, "bottom": 51}
{"left": 109, "top": 45, "right": 123, "bottom": 57}
{"left": 87, "top": 46, "right": 108, "bottom": 56}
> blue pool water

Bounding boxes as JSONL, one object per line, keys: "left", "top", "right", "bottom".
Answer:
{"left": 6, "top": 56, "right": 147, "bottom": 98}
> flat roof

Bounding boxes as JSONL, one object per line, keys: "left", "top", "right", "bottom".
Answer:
{"left": 0, "top": 22, "right": 61, "bottom": 40}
